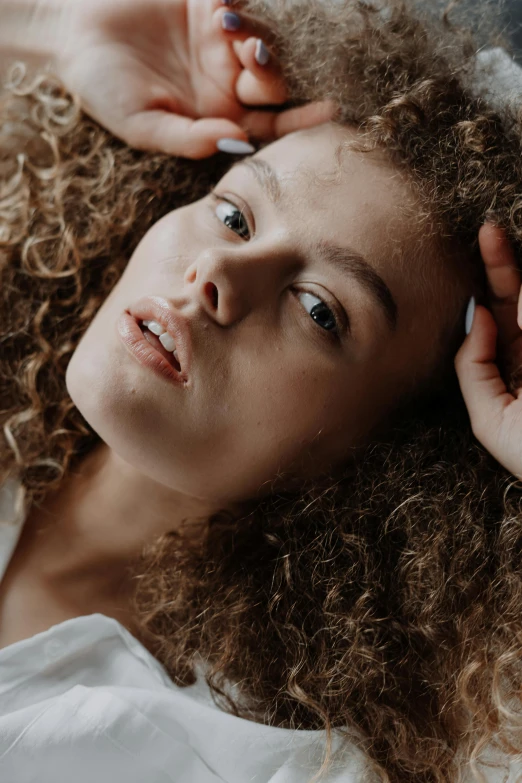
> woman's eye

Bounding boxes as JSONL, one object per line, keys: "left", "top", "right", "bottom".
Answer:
{"left": 297, "top": 291, "right": 340, "bottom": 339}
{"left": 214, "top": 198, "right": 250, "bottom": 240}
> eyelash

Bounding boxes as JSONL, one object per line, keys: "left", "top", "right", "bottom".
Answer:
{"left": 208, "top": 189, "right": 346, "bottom": 342}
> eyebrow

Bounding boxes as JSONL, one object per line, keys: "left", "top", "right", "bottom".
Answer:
{"left": 229, "top": 157, "right": 398, "bottom": 331}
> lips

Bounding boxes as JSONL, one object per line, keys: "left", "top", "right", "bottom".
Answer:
{"left": 127, "top": 297, "right": 192, "bottom": 381}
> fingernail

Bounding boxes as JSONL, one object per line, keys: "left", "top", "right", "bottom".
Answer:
{"left": 221, "top": 11, "right": 241, "bottom": 31}
{"left": 255, "top": 39, "right": 270, "bottom": 66}
{"left": 217, "top": 138, "right": 255, "bottom": 154}
{"left": 465, "top": 296, "right": 476, "bottom": 335}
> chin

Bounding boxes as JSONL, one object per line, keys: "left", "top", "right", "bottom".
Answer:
{"left": 65, "top": 342, "right": 133, "bottom": 441}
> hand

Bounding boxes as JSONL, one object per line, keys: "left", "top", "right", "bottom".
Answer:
{"left": 455, "top": 222, "right": 522, "bottom": 479}
{"left": 53, "top": 0, "right": 336, "bottom": 159}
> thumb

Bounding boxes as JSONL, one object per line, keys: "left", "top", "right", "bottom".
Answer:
{"left": 454, "top": 302, "right": 514, "bottom": 446}
{"left": 119, "top": 111, "right": 254, "bottom": 159}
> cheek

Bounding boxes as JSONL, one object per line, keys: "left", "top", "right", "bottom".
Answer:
{"left": 287, "top": 359, "right": 402, "bottom": 471}
{"left": 238, "top": 348, "right": 336, "bottom": 428}
{"left": 125, "top": 208, "right": 195, "bottom": 272}
{"left": 213, "top": 352, "right": 354, "bottom": 483}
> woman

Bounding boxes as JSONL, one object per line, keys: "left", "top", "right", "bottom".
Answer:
{"left": 1, "top": 0, "right": 522, "bottom": 781}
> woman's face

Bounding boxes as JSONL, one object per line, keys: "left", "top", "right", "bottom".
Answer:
{"left": 66, "top": 122, "right": 465, "bottom": 506}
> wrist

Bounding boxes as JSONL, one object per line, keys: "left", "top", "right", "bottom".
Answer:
{"left": 0, "top": 0, "right": 71, "bottom": 64}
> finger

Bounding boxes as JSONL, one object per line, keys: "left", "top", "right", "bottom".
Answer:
{"left": 239, "top": 100, "right": 338, "bottom": 141}
{"left": 213, "top": 6, "right": 274, "bottom": 48}
{"left": 479, "top": 222, "right": 521, "bottom": 302}
{"left": 213, "top": 2, "right": 276, "bottom": 46}
{"left": 235, "top": 66, "right": 288, "bottom": 106}
{"left": 121, "top": 111, "right": 253, "bottom": 159}
{"left": 479, "top": 222, "right": 522, "bottom": 345}
{"left": 454, "top": 303, "right": 515, "bottom": 445}
{"left": 232, "top": 37, "right": 288, "bottom": 106}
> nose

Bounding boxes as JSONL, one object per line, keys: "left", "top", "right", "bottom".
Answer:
{"left": 184, "top": 244, "right": 292, "bottom": 327}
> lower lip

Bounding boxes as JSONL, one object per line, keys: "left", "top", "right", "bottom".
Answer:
{"left": 116, "top": 311, "right": 185, "bottom": 386}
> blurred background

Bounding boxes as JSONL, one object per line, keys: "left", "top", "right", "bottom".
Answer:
{"left": 406, "top": 0, "right": 522, "bottom": 61}
{"left": 505, "top": 0, "right": 522, "bottom": 58}
{"left": 455, "top": 0, "right": 522, "bottom": 60}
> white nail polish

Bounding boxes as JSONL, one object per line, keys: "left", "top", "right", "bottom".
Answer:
{"left": 216, "top": 138, "right": 255, "bottom": 155}
{"left": 465, "top": 296, "right": 476, "bottom": 335}
{"left": 255, "top": 39, "right": 270, "bottom": 66}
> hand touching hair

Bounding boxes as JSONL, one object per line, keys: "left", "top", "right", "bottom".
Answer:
{"left": 22, "top": 0, "right": 335, "bottom": 158}
{"left": 456, "top": 223, "right": 522, "bottom": 480}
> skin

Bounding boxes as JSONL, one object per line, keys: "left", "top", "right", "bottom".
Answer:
{"left": 0, "top": 122, "right": 472, "bottom": 638}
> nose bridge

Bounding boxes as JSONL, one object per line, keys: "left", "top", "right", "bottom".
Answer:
{"left": 191, "top": 239, "right": 293, "bottom": 325}
{"left": 201, "top": 240, "right": 284, "bottom": 278}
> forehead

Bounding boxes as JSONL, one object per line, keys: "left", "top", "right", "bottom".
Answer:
{"left": 253, "top": 123, "right": 418, "bottom": 257}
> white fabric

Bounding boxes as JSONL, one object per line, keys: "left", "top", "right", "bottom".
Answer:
{"left": 0, "top": 478, "right": 372, "bottom": 783}
{"left": 474, "top": 47, "right": 522, "bottom": 112}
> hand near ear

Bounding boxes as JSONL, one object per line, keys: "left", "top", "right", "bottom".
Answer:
{"left": 455, "top": 223, "right": 522, "bottom": 479}
{"left": 53, "top": 0, "right": 336, "bottom": 159}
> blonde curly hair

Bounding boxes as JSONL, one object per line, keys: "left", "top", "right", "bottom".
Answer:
{"left": 2, "top": 1, "right": 522, "bottom": 781}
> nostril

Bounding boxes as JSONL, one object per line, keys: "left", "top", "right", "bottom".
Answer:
{"left": 204, "top": 282, "right": 218, "bottom": 309}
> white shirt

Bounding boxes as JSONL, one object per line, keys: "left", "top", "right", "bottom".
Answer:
{"left": 0, "top": 477, "right": 373, "bottom": 783}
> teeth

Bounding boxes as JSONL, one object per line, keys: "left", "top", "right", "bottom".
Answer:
{"left": 159, "top": 331, "right": 176, "bottom": 352}
{"left": 146, "top": 320, "right": 164, "bottom": 336}
{"left": 141, "top": 319, "right": 180, "bottom": 365}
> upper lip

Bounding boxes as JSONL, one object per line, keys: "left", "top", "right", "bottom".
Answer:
{"left": 127, "top": 296, "right": 192, "bottom": 381}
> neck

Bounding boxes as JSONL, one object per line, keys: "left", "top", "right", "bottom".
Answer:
{"left": 21, "top": 442, "right": 223, "bottom": 596}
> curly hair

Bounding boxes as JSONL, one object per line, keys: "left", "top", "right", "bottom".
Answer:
{"left": 3, "top": 1, "right": 522, "bottom": 781}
